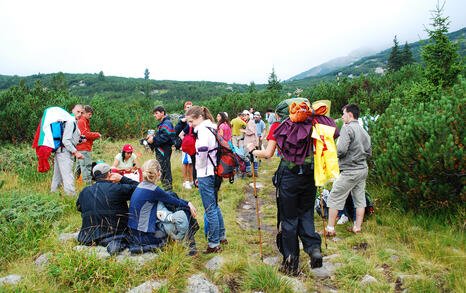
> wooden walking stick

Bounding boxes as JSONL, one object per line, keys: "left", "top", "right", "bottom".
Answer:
{"left": 319, "top": 186, "right": 328, "bottom": 249}
{"left": 250, "top": 152, "right": 263, "bottom": 260}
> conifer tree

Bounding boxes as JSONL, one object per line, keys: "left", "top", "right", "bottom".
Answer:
{"left": 401, "top": 41, "right": 415, "bottom": 65}
{"left": 387, "top": 36, "right": 403, "bottom": 72}
{"left": 266, "top": 67, "right": 282, "bottom": 91}
{"left": 421, "top": 3, "right": 460, "bottom": 89}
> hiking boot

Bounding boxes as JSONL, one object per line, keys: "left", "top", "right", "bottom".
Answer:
{"left": 325, "top": 229, "right": 336, "bottom": 237}
{"left": 246, "top": 172, "right": 253, "bottom": 177}
{"left": 310, "top": 248, "right": 323, "bottom": 268}
{"left": 220, "top": 239, "right": 229, "bottom": 245}
{"left": 202, "top": 246, "right": 222, "bottom": 254}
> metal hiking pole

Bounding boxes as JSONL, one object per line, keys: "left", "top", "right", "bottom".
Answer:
{"left": 319, "top": 186, "right": 328, "bottom": 249}
{"left": 250, "top": 151, "right": 263, "bottom": 260}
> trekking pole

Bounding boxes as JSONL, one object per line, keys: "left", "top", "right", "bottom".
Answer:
{"left": 250, "top": 151, "right": 263, "bottom": 260}
{"left": 318, "top": 186, "right": 328, "bottom": 249}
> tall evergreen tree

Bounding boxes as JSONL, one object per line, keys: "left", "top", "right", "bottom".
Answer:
{"left": 50, "top": 72, "right": 67, "bottom": 91}
{"left": 421, "top": 3, "right": 461, "bottom": 89}
{"left": 266, "top": 67, "right": 282, "bottom": 91}
{"left": 144, "top": 68, "right": 150, "bottom": 80}
{"left": 401, "top": 41, "right": 415, "bottom": 65}
{"left": 248, "top": 81, "right": 256, "bottom": 93}
{"left": 387, "top": 35, "right": 403, "bottom": 72}
{"left": 98, "top": 71, "right": 105, "bottom": 81}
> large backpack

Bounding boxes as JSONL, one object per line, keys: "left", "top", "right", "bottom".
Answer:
{"left": 206, "top": 127, "right": 238, "bottom": 184}
{"left": 50, "top": 121, "right": 75, "bottom": 152}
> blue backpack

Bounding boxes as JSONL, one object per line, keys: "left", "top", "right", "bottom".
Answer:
{"left": 50, "top": 121, "right": 76, "bottom": 152}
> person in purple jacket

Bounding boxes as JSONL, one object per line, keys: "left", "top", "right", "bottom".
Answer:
{"left": 128, "top": 159, "right": 198, "bottom": 254}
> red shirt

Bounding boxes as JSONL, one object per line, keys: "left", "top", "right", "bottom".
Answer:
{"left": 266, "top": 122, "right": 280, "bottom": 141}
{"left": 76, "top": 117, "right": 100, "bottom": 151}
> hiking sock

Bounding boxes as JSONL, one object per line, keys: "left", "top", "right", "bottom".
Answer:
{"left": 326, "top": 225, "right": 335, "bottom": 232}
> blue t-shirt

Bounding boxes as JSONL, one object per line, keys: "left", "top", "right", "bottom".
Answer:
{"left": 255, "top": 119, "right": 266, "bottom": 137}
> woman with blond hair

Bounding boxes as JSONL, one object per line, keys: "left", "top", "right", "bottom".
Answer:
{"left": 185, "top": 105, "right": 227, "bottom": 254}
{"left": 127, "top": 159, "right": 198, "bottom": 254}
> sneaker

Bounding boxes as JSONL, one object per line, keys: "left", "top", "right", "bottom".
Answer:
{"left": 337, "top": 214, "right": 349, "bottom": 225}
{"left": 183, "top": 181, "right": 192, "bottom": 189}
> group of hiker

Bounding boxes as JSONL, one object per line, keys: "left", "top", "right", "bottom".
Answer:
{"left": 37, "top": 96, "right": 371, "bottom": 275}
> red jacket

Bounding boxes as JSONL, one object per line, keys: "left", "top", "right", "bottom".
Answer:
{"left": 76, "top": 117, "right": 100, "bottom": 151}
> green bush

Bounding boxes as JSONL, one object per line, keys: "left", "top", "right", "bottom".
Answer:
{"left": 0, "top": 192, "right": 64, "bottom": 268}
{"left": 371, "top": 76, "right": 465, "bottom": 211}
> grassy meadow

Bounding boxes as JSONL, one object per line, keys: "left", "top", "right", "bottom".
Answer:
{"left": 0, "top": 139, "right": 464, "bottom": 292}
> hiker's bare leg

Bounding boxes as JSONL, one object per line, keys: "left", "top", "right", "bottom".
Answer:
{"left": 354, "top": 207, "right": 365, "bottom": 231}
{"left": 328, "top": 208, "right": 339, "bottom": 228}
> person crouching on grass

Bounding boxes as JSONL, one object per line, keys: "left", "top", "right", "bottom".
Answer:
{"left": 185, "top": 105, "right": 228, "bottom": 254}
{"left": 127, "top": 159, "right": 199, "bottom": 255}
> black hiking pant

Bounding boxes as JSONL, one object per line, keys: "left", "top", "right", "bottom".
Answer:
{"left": 274, "top": 164, "right": 322, "bottom": 272}
{"left": 156, "top": 147, "right": 172, "bottom": 191}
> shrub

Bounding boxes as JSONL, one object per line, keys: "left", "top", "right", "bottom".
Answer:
{"left": 371, "top": 76, "right": 465, "bottom": 211}
{"left": 0, "top": 192, "right": 64, "bottom": 268}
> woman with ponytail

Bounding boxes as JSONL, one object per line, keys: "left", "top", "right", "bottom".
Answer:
{"left": 186, "top": 106, "right": 227, "bottom": 254}
{"left": 127, "top": 159, "right": 199, "bottom": 255}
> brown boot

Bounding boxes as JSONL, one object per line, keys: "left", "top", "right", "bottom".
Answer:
{"left": 202, "top": 246, "right": 222, "bottom": 254}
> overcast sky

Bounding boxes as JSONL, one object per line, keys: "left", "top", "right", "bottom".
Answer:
{"left": 1, "top": 0, "right": 465, "bottom": 84}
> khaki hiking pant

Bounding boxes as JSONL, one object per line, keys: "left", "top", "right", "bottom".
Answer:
{"left": 51, "top": 149, "right": 76, "bottom": 195}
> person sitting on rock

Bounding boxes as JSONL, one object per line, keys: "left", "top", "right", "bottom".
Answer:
{"left": 127, "top": 159, "right": 199, "bottom": 255}
{"left": 76, "top": 163, "right": 139, "bottom": 251}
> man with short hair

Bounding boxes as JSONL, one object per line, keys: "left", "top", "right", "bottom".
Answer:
{"left": 51, "top": 104, "right": 84, "bottom": 195}
{"left": 77, "top": 163, "right": 139, "bottom": 247}
{"left": 147, "top": 105, "right": 176, "bottom": 190}
{"left": 76, "top": 105, "right": 101, "bottom": 184}
{"left": 326, "top": 103, "right": 372, "bottom": 236}
{"left": 230, "top": 112, "right": 247, "bottom": 148}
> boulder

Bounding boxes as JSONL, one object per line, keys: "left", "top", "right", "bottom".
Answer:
{"left": 58, "top": 232, "right": 79, "bottom": 242}
{"left": 361, "top": 274, "right": 377, "bottom": 284}
{"left": 73, "top": 245, "right": 110, "bottom": 259}
{"left": 263, "top": 256, "right": 280, "bottom": 266}
{"left": 185, "top": 274, "right": 219, "bottom": 293}
{"left": 0, "top": 274, "right": 22, "bottom": 285}
{"left": 35, "top": 252, "right": 52, "bottom": 269}
{"left": 127, "top": 280, "right": 164, "bottom": 293}
{"left": 281, "top": 276, "right": 307, "bottom": 292}
{"left": 205, "top": 256, "right": 226, "bottom": 271}
{"left": 311, "top": 262, "right": 342, "bottom": 279}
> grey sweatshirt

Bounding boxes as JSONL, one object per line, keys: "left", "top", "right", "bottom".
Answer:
{"left": 336, "top": 120, "right": 372, "bottom": 171}
{"left": 62, "top": 119, "right": 81, "bottom": 154}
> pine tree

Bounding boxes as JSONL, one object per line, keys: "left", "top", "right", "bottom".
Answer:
{"left": 98, "top": 71, "right": 105, "bottom": 82}
{"left": 266, "top": 67, "right": 282, "bottom": 91}
{"left": 387, "top": 35, "right": 403, "bottom": 72}
{"left": 50, "top": 72, "right": 67, "bottom": 91}
{"left": 248, "top": 81, "right": 256, "bottom": 93}
{"left": 144, "top": 68, "right": 150, "bottom": 80}
{"left": 421, "top": 3, "right": 461, "bottom": 89}
{"left": 401, "top": 41, "right": 415, "bottom": 65}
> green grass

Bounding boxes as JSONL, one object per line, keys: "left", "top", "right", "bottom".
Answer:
{"left": 0, "top": 141, "right": 464, "bottom": 292}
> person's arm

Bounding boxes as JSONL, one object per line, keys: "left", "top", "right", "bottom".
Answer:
{"left": 196, "top": 127, "right": 210, "bottom": 169}
{"left": 109, "top": 173, "right": 139, "bottom": 200}
{"left": 218, "top": 127, "right": 224, "bottom": 137}
{"left": 248, "top": 140, "right": 276, "bottom": 159}
{"left": 62, "top": 121, "right": 79, "bottom": 155}
{"left": 112, "top": 158, "right": 120, "bottom": 168}
{"left": 153, "top": 187, "right": 190, "bottom": 208}
{"left": 79, "top": 119, "right": 100, "bottom": 141}
{"left": 133, "top": 156, "right": 140, "bottom": 169}
{"left": 261, "top": 121, "right": 266, "bottom": 138}
{"left": 336, "top": 125, "right": 352, "bottom": 158}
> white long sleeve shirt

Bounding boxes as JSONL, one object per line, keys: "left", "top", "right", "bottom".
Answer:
{"left": 194, "top": 119, "right": 218, "bottom": 177}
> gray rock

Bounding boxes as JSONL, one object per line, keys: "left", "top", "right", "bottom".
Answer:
{"left": 249, "top": 182, "right": 264, "bottom": 189}
{"left": 263, "top": 256, "right": 280, "bottom": 266}
{"left": 127, "top": 280, "right": 165, "bottom": 293}
{"left": 311, "top": 262, "right": 342, "bottom": 279}
{"left": 185, "top": 274, "right": 219, "bottom": 293}
{"left": 73, "top": 245, "right": 110, "bottom": 259}
{"left": 386, "top": 249, "right": 398, "bottom": 254}
{"left": 323, "top": 254, "right": 339, "bottom": 261}
{"left": 361, "top": 274, "right": 377, "bottom": 284}
{"left": 0, "top": 274, "right": 22, "bottom": 285}
{"left": 397, "top": 274, "right": 422, "bottom": 285}
{"left": 205, "top": 256, "right": 226, "bottom": 271}
{"left": 58, "top": 232, "right": 79, "bottom": 242}
{"left": 35, "top": 252, "right": 52, "bottom": 269}
{"left": 390, "top": 255, "right": 399, "bottom": 261}
{"left": 281, "top": 276, "right": 307, "bottom": 292}
{"left": 331, "top": 237, "right": 341, "bottom": 242}
{"left": 116, "top": 249, "right": 159, "bottom": 267}
{"left": 243, "top": 205, "right": 253, "bottom": 210}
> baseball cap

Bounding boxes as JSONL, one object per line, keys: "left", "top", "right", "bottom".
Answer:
{"left": 254, "top": 111, "right": 260, "bottom": 116}
{"left": 242, "top": 110, "right": 250, "bottom": 115}
{"left": 93, "top": 163, "right": 111, "bottom": 179}
{"left": 123, "top": 144, "right": 134, "bottom": 152}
